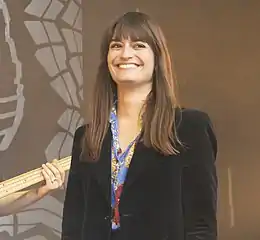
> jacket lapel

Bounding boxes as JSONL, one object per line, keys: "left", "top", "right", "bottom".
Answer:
{"left": 89, "top": 131, "right": 159, "bottom": 203}
{"left": 123, "top": 142, "right": 157, "bottom": 191}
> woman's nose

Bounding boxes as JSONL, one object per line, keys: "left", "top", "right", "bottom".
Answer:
{"left": 120, "top": 45, "right": 134, "bottom": 59}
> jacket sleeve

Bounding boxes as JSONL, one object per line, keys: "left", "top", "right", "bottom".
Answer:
{"left": 181, "top": 111, "right": 218, "bottom": 240}
{"left": 61, "top": 126, "right": 86, "bottom": 240}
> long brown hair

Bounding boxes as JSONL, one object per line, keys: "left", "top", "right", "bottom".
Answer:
{"left": 84, "top": 12, "right": 181, "bottom": 161}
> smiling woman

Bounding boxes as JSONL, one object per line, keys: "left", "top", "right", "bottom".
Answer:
{"left": 107, "top": 38, "right": 154, "bottom": 86}
{"left": 62, "top": 12, "right": 218, "bottom": 240}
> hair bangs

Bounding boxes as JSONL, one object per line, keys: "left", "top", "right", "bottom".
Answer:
{"left": 111, "top": 20, "right": 154, "bottom": 46}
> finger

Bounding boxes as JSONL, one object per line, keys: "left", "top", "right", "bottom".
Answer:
{"left": 46, "top": 162, "right": 64, "bottom": 187}
{"left": 51, "top": 160, "right": 65, "bottom": 183}
{"left": 41, "top": 167, "right": 51, "bottom": 184}
{"left": 42, "top": 164, "right": 55, "bottom": 181}
{"left": 48, "top": 161, "right": 62, "bottom": 175}
{"left": 42, "top": 168, "right": 60, "bottom": 189}
{"left": 46, "top": 162, "right": 62, "bottom": 179}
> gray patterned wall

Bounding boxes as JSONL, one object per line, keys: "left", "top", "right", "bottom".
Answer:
{"left": 0, "top": 0, "right": 82, "bottom": 239}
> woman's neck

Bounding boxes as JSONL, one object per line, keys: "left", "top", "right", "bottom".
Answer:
{"left": 116, "top": 85, "right": 151, "bottom": 119}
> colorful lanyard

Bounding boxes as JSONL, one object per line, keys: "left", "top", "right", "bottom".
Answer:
{"left": 110, "top": 107, "right": 140, "bottom": 230}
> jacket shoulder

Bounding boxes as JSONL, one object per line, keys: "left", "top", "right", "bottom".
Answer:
{"left": 176, "top": 108, "right": 217, "bottom": 158}
{"left": 74, "top": 124, "right": 86, "bottom": 141}
{"left": 70, "top": 125, "right": 86, "bottom": 165}
{"left": 176, "top": 108, "right": 212, "bottom": 129}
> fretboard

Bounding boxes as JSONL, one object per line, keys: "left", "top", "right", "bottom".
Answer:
{"left": 0, "top": 156, "right": 71, "bottom": 199}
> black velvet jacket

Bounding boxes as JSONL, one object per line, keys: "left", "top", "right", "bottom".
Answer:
{"left": 61, "top": 108, "right": 218, "bottom": 240}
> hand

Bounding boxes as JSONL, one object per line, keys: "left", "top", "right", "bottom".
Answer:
{"left": 38, "top": 159, "right": 65, "bottom": 197}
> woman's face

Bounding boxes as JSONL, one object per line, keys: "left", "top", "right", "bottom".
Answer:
{"left": 107, "top": 38, "right": 155, "bottom": 86}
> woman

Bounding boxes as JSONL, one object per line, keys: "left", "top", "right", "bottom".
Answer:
{"left": 0, "top": 160, "right": 65, "bottom": 217}
{"left": 62, "top": 12, "right": 218, "bottom": 240}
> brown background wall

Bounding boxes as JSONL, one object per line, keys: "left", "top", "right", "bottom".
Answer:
{"left": 0, "top": 0, "right": 259, "bottom": 239}
{"left": 84, "top": 1, "right": 260, "bottom": 240}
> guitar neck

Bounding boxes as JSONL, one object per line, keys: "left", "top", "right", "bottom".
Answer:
{"left": 0, "top": 156, "right": 71, "bottom": 199}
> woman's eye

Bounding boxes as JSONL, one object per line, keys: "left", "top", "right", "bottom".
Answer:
{"left": 133, "top": 43, "right": 146, "bottom": 49}
{"left": 110, "top": 43, "right": 122, "bottom": 49}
